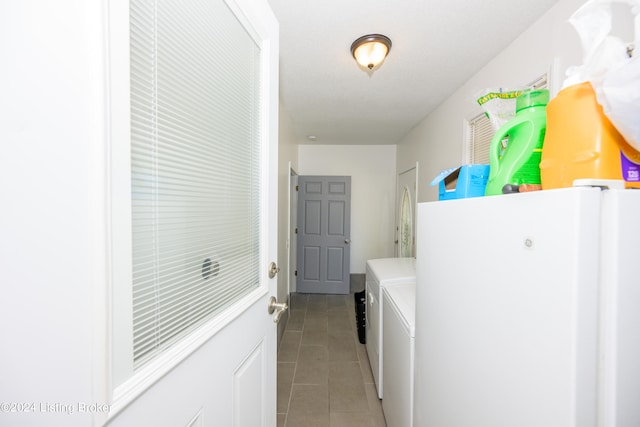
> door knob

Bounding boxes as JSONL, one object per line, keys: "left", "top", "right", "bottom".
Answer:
{"left": 268, "top": 261, "right": 280, "bottom": 279}
{"left": 268, "top": 296, "right": 288, "bottom": 323}
{"left": 344, "top": 239, "right": 351, "bottom": 244}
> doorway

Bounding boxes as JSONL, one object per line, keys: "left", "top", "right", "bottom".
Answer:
{"left": 395, "top": 164, "right": 418, "bottom": 258}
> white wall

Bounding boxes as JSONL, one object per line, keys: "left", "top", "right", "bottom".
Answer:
{"left": 0, "top": 2, "right": 107, "bottom": 425}
{"left": 298, "top": 145, "right": 397, "bottom": 274}
{"left": 397, "top": 0, "right": 587, "bottom": 202}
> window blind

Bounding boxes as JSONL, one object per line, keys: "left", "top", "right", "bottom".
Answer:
{"left": 467, "top": 113, "right": 495, "bottom": 164}
{"left": 130, "top": 0, "right": 262, "bottom": 368}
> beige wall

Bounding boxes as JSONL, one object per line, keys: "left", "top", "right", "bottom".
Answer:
{"left": 397, "top": 0, "right": 587, "bottom": 202}
{"left": 297, "top": 144, "right": 397, "bottom": 274}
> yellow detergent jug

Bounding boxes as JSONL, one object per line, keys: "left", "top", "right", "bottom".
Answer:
{"left": 540, "top": 81, "right": 640, "bottom": 189}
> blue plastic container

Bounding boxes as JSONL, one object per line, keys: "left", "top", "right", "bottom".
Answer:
{"left": 431, "top": 165, "right": 490, "bottom": 200}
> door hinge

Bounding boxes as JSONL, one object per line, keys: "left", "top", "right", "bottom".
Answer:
{"left": 295, "top": 227, "right": 298, "bottom": 234}
{"left": 295, "top": 185, "right": 299, "bottom": 191}
{"left": 294, "top": 270, "right": 297, "bottom": 276}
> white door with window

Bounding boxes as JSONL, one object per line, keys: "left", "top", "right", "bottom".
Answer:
{"left": 105, "top": 0, "right": 281, "bottom": 425}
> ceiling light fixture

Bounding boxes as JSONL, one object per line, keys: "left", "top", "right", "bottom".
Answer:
{"left": 350, "top": 34, "right": 392, "bottom": 71}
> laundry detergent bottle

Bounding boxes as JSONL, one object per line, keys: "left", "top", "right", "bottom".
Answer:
{"left": 484, "top": 89, "right": 549, "bottom": 196}
{"left": 539, "top": 82, "right": 640, "bottom": 189}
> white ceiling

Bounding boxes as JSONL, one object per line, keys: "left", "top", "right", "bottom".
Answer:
{"left": 267, "top": 0, "right": 560, "bottom": 145}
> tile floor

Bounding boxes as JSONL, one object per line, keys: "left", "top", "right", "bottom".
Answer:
{"left": 277, "top": 292, "right": 387, "bottom": 427}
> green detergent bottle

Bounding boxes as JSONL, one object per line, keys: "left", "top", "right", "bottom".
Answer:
{"left": 484, "top": 89, "right": 549, "bottom": 196}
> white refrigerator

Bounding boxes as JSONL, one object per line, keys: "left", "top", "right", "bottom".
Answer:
{"left": 414, "top": 186, "right": 640, "bottom": 427}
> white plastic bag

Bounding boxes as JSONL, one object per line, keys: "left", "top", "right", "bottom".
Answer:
{"left": 564, "top": 0, "right": 640, "bottom": 149}
{"left": 476, "top": 88, "right": 527, "bottom": 132}
{"left": 598, "top": 51, "right": 640, "bottom": 150}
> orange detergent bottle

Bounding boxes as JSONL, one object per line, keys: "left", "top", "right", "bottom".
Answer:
{"left": 540, "top": 81, "right": 640, "bottom": 189}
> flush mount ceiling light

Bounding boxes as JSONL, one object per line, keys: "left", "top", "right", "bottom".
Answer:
{"left": 350, "top": 34, "right": 392, "bottom": 71}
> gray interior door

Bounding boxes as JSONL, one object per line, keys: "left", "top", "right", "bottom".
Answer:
{"left": 296, "top": 176, "right": 351, "bottom": 294}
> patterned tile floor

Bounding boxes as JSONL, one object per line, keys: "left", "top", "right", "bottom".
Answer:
{"left": 277, "top": 292, "right": 386, "bottom": 427}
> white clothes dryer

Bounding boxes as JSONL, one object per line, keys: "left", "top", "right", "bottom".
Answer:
{"left": 382, "top": 283, "right": 416, "bottom": 427}
{"left": 365, "top": 257, "right": 416, "bottom": 399}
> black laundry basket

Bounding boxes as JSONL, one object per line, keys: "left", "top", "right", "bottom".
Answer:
{"left": 354, "top": 290, "right": 366, "bottom": 344}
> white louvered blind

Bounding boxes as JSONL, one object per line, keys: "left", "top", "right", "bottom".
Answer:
{"left": 130, "top": 0, "right": 262, "bottom": 368}
{"left": 466, "top": 74, "right": 548, "bottom": 164}
{"left": 467, "top": 114, "right": 495, "bottom": 164}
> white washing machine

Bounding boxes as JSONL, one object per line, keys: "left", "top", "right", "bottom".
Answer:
{"left": 365, "top": 257, "right": 416, "bottom": 399}
{"left": 382, "top": 283, "right": 416, "bottom": 427}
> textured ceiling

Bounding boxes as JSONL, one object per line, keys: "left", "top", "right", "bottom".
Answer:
{"left": 267, "top": 0, "right": 561, "bottom": 145}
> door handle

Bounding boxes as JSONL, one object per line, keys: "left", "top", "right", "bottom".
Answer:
{"left": 268, "top": 296, "right": 288, "bottom": 323}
